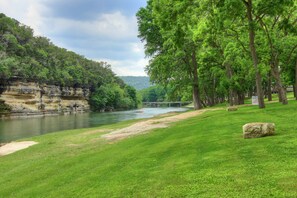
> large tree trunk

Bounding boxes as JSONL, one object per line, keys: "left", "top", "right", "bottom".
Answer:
{"left": 204, "top": 86, "right": 215, "bottom": 107}
{"left": 191, "top": 51, "right": 202, "bottom": 110}
{"left": 224, "top": 62, "right": 235, "bottom": 106}
{"left": 277, "top": 91, "right": 282, "bottom": 102}
{"left": 192, "top": 84, "right": 201, "bottom": 110}
{"left": 229, "top": 90, "right": 235, "bottom": 106}
{"left": 245, "top": 0, "right": 265, "bottom": 108}
{"left": 271, "top": 64, "right": 288, "bottom": 105}
{"left": 239, "top": 92, "right": 245, "bottom": 105}
{"left": 211, "top": 77, "right": 216, "bottom": 106}
{"left": 234, "top": 92, "right": 239, "bottom": 105}
{"left": 267, "top": 71, "right": 272, "bottom": 101}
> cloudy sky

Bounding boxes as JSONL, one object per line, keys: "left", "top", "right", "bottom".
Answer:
{"left": 0, "top": 0, "right": 148, "bottom": 76}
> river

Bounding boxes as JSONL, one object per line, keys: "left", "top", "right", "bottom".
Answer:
{"left": 0, "top": 107, "right": 188, "bottom": 143}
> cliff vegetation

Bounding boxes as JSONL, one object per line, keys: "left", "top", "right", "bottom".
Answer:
{"left": 0, "top": 13, "right": 137, "bottom": 112}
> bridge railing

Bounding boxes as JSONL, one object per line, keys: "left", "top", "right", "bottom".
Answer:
{"left": 142, "top": 101, "right": 192, "bottom": 107}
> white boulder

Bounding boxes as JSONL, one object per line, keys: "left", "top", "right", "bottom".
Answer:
{"left": 243, "top": 123, "right": 275, "bottom": 139}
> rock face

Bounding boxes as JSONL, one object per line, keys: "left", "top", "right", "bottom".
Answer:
{"left": 0, "top": 81, "right": 90, "bottom": 116}
{"left": 243, "top": 123, "right": 275, "bottom": 139}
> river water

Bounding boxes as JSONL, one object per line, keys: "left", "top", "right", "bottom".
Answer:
{"left": 0, "top": 107, "right": 188, "bottom": 143}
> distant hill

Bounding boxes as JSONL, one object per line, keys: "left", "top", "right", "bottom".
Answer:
{"left": 120, "top": 76, "right": 152, "bottom": 90}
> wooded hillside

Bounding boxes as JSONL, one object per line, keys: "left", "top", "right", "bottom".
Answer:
{"left": 0, "top": 13, "right": 137, "bottom": 111}
{"left": 120, "top": 76, "right": 151, "bottom": 90}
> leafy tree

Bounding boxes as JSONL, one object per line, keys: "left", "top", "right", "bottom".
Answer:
{"left": 140, "top": 86, "right": 166, "bottom": 102}
{"left": 90, "top": 84, "right": 138, "bottom": 112}
{"left": 124, "top": 85, "right": 138, "bottom": 108}
{"left": 137, "top": 0, "right": 297, "bottom": 108}
{"left": 137, "top": 0, "right": 203, "bottom": 109}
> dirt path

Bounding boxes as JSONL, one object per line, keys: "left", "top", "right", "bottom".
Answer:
{"left": 0, "top": 141, "right": 38, "bottom": 156}
{"left": 102, "top": 108, "right": 222, "bottom": 141}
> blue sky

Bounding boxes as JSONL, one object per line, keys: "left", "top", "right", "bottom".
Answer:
{"left": 0, "top": 0, "right": 148, "bottom": 76}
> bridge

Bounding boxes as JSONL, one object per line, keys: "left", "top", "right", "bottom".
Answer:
{"left": 142, "top": 101, "right": 192, "bottom": 107}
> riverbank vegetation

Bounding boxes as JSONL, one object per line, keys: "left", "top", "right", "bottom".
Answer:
{"left": 0, "top": 13, "right": 138, "bottom": 112}
{"left": 0, "top": 98, "right": 296, "bottom": 197}
{"left": 90, "top": 83, "right": 138, "bottom": 111}
{"left": 0, "top": 100, "right": 10, "bottom": 113}
{"left": 140, "top": 85, "right": 193, "bottom": 103}
{"left": 140, "top": 85, "right": 167, "bottom": 102}
{"left": 137, "top": 0, "right": 297, "bottom": 109}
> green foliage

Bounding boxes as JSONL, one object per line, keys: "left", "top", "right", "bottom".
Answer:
{"left": 120, "top": 76, "right": 151, "bottom": 90}
{"left": 137, "top": 0, "right": 202, "bottom": 108}
{"left": 0, "top": 13, "right": 136, "bottom": 111}
{"left": 140, "top": 85, "right": 167, "bottom": 102}
{"left": 136, "top": 1, "right": 163, "bottom": 56}
{"left": 139, "top": 84, "right": 193, "bottom": 103}
{"left": 0, "top": 55, "right": 14, "bottom": 81}
{"left": 124, "top": 85, "right": 138, "bottom": 108}
{"left": 90, "top": 84, "right": 138, "bottom": 111}
{"left": 0, "top": 100, "right": 11, "bottom": 112}
{"left": 0, "top": 13, "right": 113, "bottom": 87}
{"left": 137, "top": 0, "right": 297, "bottom": 107}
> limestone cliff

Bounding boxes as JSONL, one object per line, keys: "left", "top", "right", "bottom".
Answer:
{"left": 0, "top": 81, "right": 90, "bottom": 116}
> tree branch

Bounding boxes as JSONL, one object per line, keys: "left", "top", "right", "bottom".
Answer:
{"left": 285, "top": 44, "right": 297, "bottom": 66}
{"left": 255, "top": 13, "right": 266, "bottom": 23}
{"left": 241, "top": 0, "right": 248, "bottom": 7}
{"left": 271, "top": 15, "right": 280, "bottom": 30}
{"left": 256, "top": 15, "right": 276, "bottom": 63}
{"left": 228, "top": 28, "right": 249, "bottom": 54}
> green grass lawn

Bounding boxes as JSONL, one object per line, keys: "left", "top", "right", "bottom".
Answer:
{"left": 0, "top": 100, "right": 297, "bottom": 197}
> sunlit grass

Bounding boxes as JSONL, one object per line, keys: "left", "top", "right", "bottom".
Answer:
{"left": 0, "top": 99, "right": 296, "bottom": 197}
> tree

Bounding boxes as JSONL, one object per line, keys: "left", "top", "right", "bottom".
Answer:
{"left": 242, "top": 0, "right": 265, "bottom": 108}
{"left": 137, "top": 0, "right": 203, "bottom": 109}
{"left": 124, "top": 85, "right": 138, "bottom": 108}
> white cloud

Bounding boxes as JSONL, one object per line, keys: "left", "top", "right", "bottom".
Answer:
{"left": 0, "top": 0, "right": 48, "bottom": 36}
{"left": 0, "top": 0, "right": 29, "bottom": 18}
{"left": 24, "top": 2, "right": 50, "bottom": 35}
{"left": 92, "top": 12, "right": 138, "bottom": 39}
{"left": 0, "top": 0, "right": 147, "bottom": 76}
{"left": 131, "top": 42, "right": 144, "bottom": 53}
{"left": 0, "top": 1, "right": 137, "bottom": 39}
{"left": 100, "top": 58, "right": 149, "bottom": 76}
{"left": 41, "top": 11, "right": 137, "bottom": 40}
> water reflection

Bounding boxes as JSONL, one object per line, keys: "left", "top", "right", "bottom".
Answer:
{"left": 0, "top": 107, "right": 188, "bottom": 143}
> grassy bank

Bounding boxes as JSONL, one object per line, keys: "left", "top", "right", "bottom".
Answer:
{"left": 0, "top": 100, "right": 297, "bottom": 197}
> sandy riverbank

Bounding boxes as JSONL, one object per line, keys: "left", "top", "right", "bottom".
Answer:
{"left": 103, "top": 108, "right": 222, "bottom": 141}
{"left": 0, "top": 141, "right": 38, "bottom": 156}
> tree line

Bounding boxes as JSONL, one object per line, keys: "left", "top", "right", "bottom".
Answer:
{"left": 137, "top": 0, "right": 297, "bottom": 109}
{"left": 140, "top": 85, "right": 193, "bottom": 103}
{"left": 0, "top": 13, "right": 138, "bottom": 112}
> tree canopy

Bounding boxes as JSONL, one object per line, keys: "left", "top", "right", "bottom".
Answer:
{"left": 137, "top": 0, "right": 297, "bottom": 108}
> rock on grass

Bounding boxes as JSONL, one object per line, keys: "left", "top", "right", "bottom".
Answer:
{"left": 243, "top": 123, "right": 275, "bottom": 139}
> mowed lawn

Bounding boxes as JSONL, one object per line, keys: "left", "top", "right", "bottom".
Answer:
{"left": 0, "top": 101, "right": 297, "bottom": 197}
